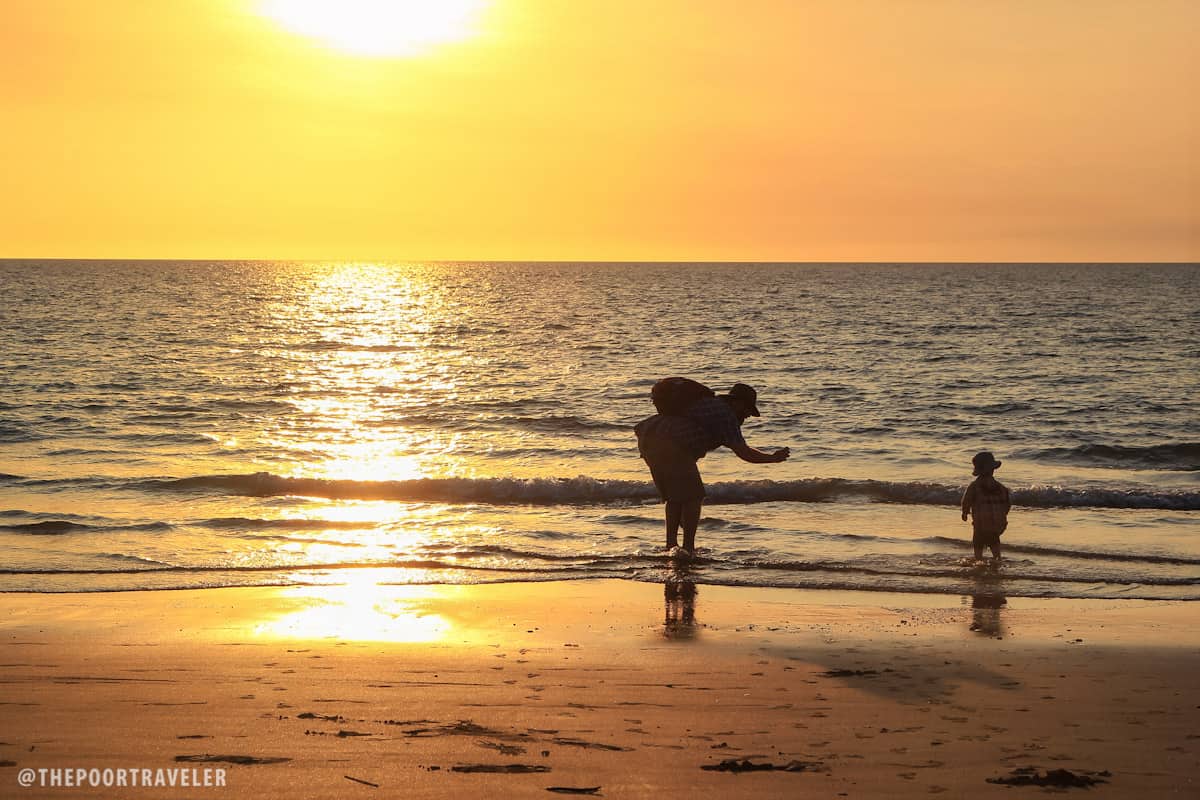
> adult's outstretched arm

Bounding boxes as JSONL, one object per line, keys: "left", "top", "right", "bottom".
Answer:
{"left": 729, "top": 442, "right": 790, "bottom": 464}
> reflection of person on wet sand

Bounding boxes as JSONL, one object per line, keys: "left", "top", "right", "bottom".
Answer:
{"left": 663, "top": 580, "right": 697, "bottom": 640}
{"left": 968, "top": 592, "right": 1007, "bottom": 638}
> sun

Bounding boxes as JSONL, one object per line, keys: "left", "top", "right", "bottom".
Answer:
{"left": 259, "top": 0, "right": 487, "bottom": 57}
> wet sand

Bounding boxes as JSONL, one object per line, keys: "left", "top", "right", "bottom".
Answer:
{"left": 0, "top": 579, "right": 1196, "bottom": 798}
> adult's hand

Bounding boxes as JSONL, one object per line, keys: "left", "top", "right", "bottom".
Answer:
{"left": 773, "top": 447, "right": 790, "bottom": 463}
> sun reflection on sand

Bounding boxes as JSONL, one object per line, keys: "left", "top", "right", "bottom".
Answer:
{"left": 254, "top": 573, "right": 454, "bottom": 642}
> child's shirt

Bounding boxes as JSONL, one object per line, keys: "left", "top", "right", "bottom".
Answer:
{"left": 961, "top": 477, "right": 1011, "bottom": 536}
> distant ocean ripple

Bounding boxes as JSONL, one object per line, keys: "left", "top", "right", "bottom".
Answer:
{"left": 1, "top": 261, "right": 1197, "bottom": 599}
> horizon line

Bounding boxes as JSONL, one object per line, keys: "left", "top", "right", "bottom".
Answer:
{"left": 2, "top": 257, "right": 1198, "bottom": 266}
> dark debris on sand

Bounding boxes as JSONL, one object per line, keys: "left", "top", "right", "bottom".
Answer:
{"left": 987, "top": 766, "right": 1112, "bottom": 788}
{"left": 551, "top": 737, "right": 631, "bottom": 752}
{"left": 546, "top": 788, "right": 601, "bottom": 795}
{"left": 403, "top": 720, "right": 532, "bottom": 741}
{"left": 175, "top": 754, "right": 291, "bottom": 765}
{"left": 476, "top": 739, "right": 527, "bottom": 756}
{"left": 451, "top": 764, "right": 551, "bottom": 774}
{"left": 702, "top": 758, "right": 826, "bottom": 774}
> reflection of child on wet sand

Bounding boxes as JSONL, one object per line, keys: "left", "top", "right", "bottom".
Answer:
{"left": 961, "top": 451, "right": 1011, "bottom": 560}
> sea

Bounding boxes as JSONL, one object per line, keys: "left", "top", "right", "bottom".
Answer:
{"left": 1, "top": 261, "right": 1197, "bottom": 600}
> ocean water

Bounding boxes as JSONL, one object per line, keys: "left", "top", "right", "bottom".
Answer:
{"left": 1, "top": 260, "right": 1197, "bottom": 599}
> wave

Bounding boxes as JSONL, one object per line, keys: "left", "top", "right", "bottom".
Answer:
{"left": 209, "top": 399, "right": 296, "bottom": 412}
{"left": 194, "top": 517, "right": 379, "bottom": 531}
{"left": 131, "top": 472, "right": 1200, "bottom": 510}
{"left": 1018, "top": 443, "right": 1200, "bottom": 471}
{"left": 0, "top": 514, "right": 387, "bottom": 536}
{"left": 9, "top": 469, "right": 1197, "bottom": 511}
{"left": 926, "top": 537, "right": 1200, "bottom": 566}
{"left": 0, "top": 559, "right": 625, "bottom": 577}
{"left": 0, "top": 520, "right": 173, "bottom": 535}
{"left": 113, "top": 432, "right": 220, "bottom": 445}
{"left": 3, "top": 548, "right": 1195, "bottom": 594}
{"left": 978, "top": 402, "right": 1033, "bottom": 415}
{"left": 708, "top": 479, "right": 1200, "bottom": 511}
{"left": 0, "top": 423, "right": 44, "bottom": 443}
{"left": 292, "top": 340, "right": 419, "bottom": 353}
{"left": 486, "top": 415, "right": 630, "bottom": 434}
{"left": 101, "top": 553, "right": 175, "bottom": 568}
{"left": 1009, "top": 485, "right": 1200, "bottom": 510}
{"left": 142, "top": 473, "right": 657, "bottom": 504}
{"left": 126, "top": 412, "right": 202, "bottom": 423}
{"left": 737, "top": 558, "right": 1200, "bottom": 586}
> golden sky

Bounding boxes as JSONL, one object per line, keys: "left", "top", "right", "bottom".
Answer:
{"left": 2, "top": 0, "right": 1197, "bottom": 261}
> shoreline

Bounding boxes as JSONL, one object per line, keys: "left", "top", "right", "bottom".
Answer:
{"left": 2, "top": 571, "right": 1197, "bottom": 604}
{"left": 1, "top": 579, "right": 1196, "bottom": 797}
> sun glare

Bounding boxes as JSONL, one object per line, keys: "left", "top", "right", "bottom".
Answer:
{"left": 255, "top": 578, "right": 453, "bottom": 643}
{"left": 259, "top": 0, "right": 486, "bottom": 57}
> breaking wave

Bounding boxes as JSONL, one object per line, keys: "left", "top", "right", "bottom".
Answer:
{"left": 125, "top": 472, "right": 1200, "bottom": 511}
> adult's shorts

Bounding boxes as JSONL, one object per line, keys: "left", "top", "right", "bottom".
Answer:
{"left": 636, "top": 418, "right": 705, "bottom": 503}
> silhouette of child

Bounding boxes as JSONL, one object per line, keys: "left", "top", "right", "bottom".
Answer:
{"left": 961, "top": 451, "right": 1011, "bottom": 560}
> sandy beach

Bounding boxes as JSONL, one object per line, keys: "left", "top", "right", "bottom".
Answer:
{"left": 0, "top": 579, "right": 1195, "bottom": 798}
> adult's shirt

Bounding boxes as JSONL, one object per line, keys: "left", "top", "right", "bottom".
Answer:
{"left": 636, "top": 397, "right": 747, "bottom": 460}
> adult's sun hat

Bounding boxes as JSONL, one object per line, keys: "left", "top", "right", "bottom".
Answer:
{"left": 727, "top": 383, "right": 761, "bottom": 416}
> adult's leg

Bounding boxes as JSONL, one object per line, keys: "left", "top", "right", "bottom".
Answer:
{"left": 664, "top": 501, "right": 683, "bottom": 549}
{"left": 643, "top": 438, "right": 702, "bottom": 552}
{"left": 680, "top": 499, "right": 702, "bottom": 552}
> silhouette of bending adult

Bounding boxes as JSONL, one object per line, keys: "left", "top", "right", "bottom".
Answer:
{"left": 636, "top": 381, "right": 789, "bottom": 555}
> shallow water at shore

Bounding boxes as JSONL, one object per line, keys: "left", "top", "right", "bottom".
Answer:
{"left": 1, "top": 261, "right": 1197, "bottom": 597}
